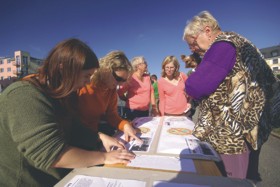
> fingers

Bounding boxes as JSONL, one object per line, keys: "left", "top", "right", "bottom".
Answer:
{"left": 126, "top": 134, "right": 143, "bottom": 145}
{"left": 109, "top": 141, "right": 126, "bottom": 151}
{"left": 115, "top": 141, "right": 126, "bottom": 150}
{"left": 105, "top": 146, "right": 111, "bottom": 152}
{"left": 105, "top": 149, "right": 136, "bottom": 165}
{"left": 118, "top": 149, "right": 136, "bottom": 160}
{"left": 135, "top": 128, "right": 141, "bottom": 134}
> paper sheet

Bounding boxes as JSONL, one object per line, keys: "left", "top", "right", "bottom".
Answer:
{"left": 64, "top": 175, "right": 146, "bottom": 187}
{"left": 127, "top": 155, "right": 196, "bottom": 173}
{"left": 119, "top": 117, "right": 160, "bottom": 152}
{"left": 157, "top": 117, "right": 196, "bottom": 154}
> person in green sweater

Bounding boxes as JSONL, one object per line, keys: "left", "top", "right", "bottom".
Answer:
{"left": 150, "top": 74, "right": 159, "bottom": 112}
{"left": 0, "top": 38, "right": 136, "bottom": 187}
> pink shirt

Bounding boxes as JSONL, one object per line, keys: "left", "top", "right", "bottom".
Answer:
{"left": 158, "top": 72, "right": 189, "bottom": 115}
{"left": 118, "top": 74, "right": 153, "bottom": 111}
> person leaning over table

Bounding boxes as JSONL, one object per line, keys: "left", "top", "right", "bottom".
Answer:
{"left": 183, "top": 11, "right": 277, "bottom": 181}
{"left": 0, "top": 39, "right": 136, "bottom": 187}
{"left": 78, "top": 50, "right": 142, "bottom": 152}
{"left": 157, "top": 55, "right": 191, "bottom": 116}
{"left": 117, "top": 56, "right": 159, "bottom": 121}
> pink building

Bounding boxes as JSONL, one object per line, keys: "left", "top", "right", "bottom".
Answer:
{"left": 0, "top": 51, "right": 43, "bottom": 90}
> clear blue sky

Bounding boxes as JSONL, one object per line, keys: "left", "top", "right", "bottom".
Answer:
{"left": 1, "top": 0, "right": 280, "bottom": 77}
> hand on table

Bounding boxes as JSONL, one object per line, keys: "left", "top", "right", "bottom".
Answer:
{"left": 98, "top": 132, "right": 126, "bottom": 152}
{"left": 104, "top": 149, "right": 136, "bottom": 165}
{"left": 123, "top": 124, "right": 143, "bottom": 144}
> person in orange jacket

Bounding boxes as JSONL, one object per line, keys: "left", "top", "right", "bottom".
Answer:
{"left": 78, "top": 50, "right": 142, "bottom": 152}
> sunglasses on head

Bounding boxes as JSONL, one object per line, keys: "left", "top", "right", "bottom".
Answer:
{"left": 112, "top": 71, "right": 127, "bottom": 82}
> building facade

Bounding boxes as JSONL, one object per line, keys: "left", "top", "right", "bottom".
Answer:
{"left": 0, "top": 51, "right": 43, "bottom": 90}
{"left": 260, "top": 45, "right": 280, "bottom": 74}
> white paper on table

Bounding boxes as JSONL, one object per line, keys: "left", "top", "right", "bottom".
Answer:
{"left": 127, "top": 155, "right": 196, "bottom": 173}
{"left": 117, "top": 117, "right": 160, "bottom": 152}
{"left": 64, "top": 175, "right": 146, "bottom": 187}
{"left": 126, "top": 136, "right": 152, "bottom": 152}
{"left": 153, "top": 181, "right": 210, "bottom": 187}
{"left": 132, "top": 116, "right": 160, "bottom": 137}
{"left": 185, "top": 138, "right": 214, "bottom": 155}
{"left": 157, "top": 117, "right": 196, "bottom": 154}
{"left": 118, "top": 117, "right": 160, "bottom": 139}
{"left": 184, "top": 137, "right": 221, "bottom": 161}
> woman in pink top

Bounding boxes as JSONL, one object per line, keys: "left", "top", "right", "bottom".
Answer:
{"left": 118, "top": 56, "right": 159, "bottom": 121}
{"left": 158, "top": 56, "right": 191, "bottom": 116}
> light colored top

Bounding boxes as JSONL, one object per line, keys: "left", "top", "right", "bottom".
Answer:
{"left": 78, "top": 83, "right": 128, "bottom": 133}
{"left": 118, "top": 74, "right": 153, "bottom": 111}
{"left": 158, "top": 72, "right": 189, "bottom": 115}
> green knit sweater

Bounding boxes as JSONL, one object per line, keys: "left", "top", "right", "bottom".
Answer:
{"left": 0, "top": 81, "right": 98, "bottom": 187}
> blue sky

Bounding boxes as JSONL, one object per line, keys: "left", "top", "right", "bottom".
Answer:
{"left": 1, "top": 0, "right": 280, "bottom": 77}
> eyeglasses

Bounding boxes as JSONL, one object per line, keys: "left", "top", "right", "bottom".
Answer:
{"left": 188, "top": 30, "right": 204, "bottom": 49}
{"left": 112, "top": 71, "right": 127, "bottom": 82}
{"left": 165, "top": 66, "right": 175, "bottom": 70}
{"left": 138, "top": 62, "right": 147, "bottom": 66}
{"left": 189, "top": 34, "right": 200, "bottom": 48}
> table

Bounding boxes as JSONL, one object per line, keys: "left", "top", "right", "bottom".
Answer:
{"left": 55, "top": 116, "right": 254, "bottom": 187}
{"left": 55, "top": 167, "right": 254, "bottom": 187}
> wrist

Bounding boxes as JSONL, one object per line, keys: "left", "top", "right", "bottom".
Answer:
{"left": 118, "top": 120, "right": 131, "bottom": 131}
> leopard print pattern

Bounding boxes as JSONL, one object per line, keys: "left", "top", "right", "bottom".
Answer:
{"left": 193, "top": 32, "right": 277, "bottom": 154}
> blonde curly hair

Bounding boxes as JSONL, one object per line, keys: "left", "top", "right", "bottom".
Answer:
{"left": 91, "top": 50, "right": 132, "bottom": 87}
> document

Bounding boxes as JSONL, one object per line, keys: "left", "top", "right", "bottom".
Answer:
{"left": 157, "top": 116, "right": 196, "bottom": 155}
{"left": 157, "top": 117, "right": 220, "bottom": 161}
{"left": 117, "top": 117, "right": 160, "bottom": 152}
{"left": 64, "top": 175, "right": 146, "bottom": 187}
{"left": 128, "top": 137, "right": 152, "bottom": 152}
{"left": 127, "top": 155, "right": 196, "bottom": 173}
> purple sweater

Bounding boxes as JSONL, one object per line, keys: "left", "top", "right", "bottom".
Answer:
{"left": 185, "top": 41, "right": 236, "bottom": 100}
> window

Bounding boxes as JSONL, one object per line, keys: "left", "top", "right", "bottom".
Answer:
{"left": 273, "top": 59, "right": 278, "bottom": 64}
{"left": 7, "top": 67, "right": 11, "bottom": 72}
{"left": 272, "top": 67, "right": 279, "bottom": 71}
{"left": 8, "top": 76, "right": 11, "bottom": 80}
{"left": 0, "top": 60, "right": 3, "bottom": 65}
{"left": 16, "top": 56, "right": 20, "bottom": 65}
{"left": 0, "top": 68, "right": 4, "bottom": 72}
{"left": 271, "top": 51, "right": 279, "bottom": 57}
{"left": 23, "top": 56, "right": 28, "bottom": 65}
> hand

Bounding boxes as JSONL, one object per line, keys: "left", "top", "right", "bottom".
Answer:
{"left": 151, "top": 107, "right": 160, "bottom": 117}
{"left": 98, "top": 132, "right": 125, "bottom": 152}
{"left": 123, "top": 124, "right": 143, "bottom": 143}
{"left": 184, "top": 103, "right": 192, "bottom": 113}
{"left": 104, "top": 149, "right": 136, "bottom": 165}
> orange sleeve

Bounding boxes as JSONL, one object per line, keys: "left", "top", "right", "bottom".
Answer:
{"left": 117, "top": 119, "right": 131, "bottom": 131}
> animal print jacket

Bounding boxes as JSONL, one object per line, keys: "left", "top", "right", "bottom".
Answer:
{"left": 193, "top": 32, "right": 277, "bottom": 154}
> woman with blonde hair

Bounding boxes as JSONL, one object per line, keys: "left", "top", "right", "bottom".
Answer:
{"left": 78, "top": 50, "right": 141, "bottom": 152}
{"left": 158, "top": 55, "right": 191, "bottom": 116}
{"left": 118, "top": 56, "right": 158, "bottom": 121}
